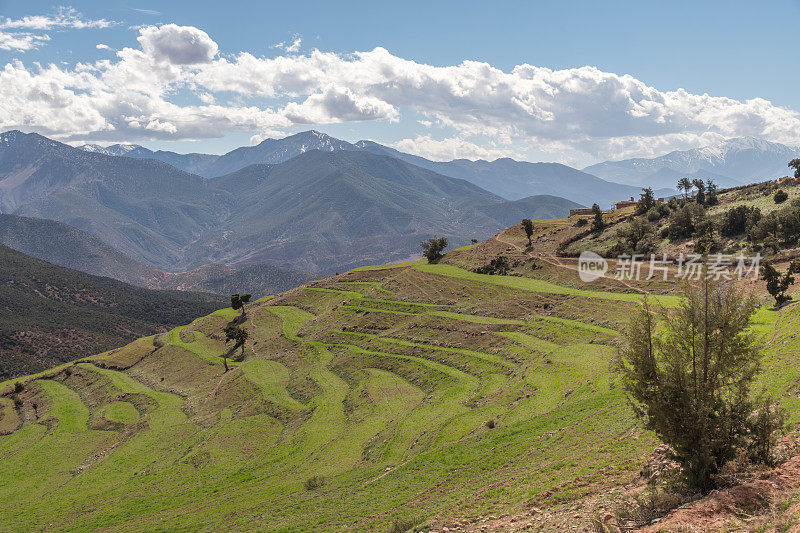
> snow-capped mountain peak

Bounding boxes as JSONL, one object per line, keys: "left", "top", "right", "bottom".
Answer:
{"left": 78, "top": 143, "right": 151, "bottom": 157}
{"left": 585, "top": 136, "right": 800, "bottom": 188}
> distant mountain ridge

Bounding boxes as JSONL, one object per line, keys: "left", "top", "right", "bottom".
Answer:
{"left": 354, "top": 140, "right": 673, "bottom": 206}
{"left": 80, "top": 130, "right": 356, "bottom": 178}
{"left": 79, "top": 143, "right": 220, "bottom": 176}
{"left": 201, "top": 130, "right": 358, "bottom": 177}
{"left": 585, "top": 137, "right": 800, "bottom": 188}
{"left": 2, "top": 131, "right": 580, "bottom": 273}
{"left": 77, "top": 129, "right": 669, "bottom": 206}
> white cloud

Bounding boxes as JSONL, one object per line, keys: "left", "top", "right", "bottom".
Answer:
{"left": 0, "top": 31, "right": 50, "bottom": 51}
{"left": 283, "top": 86, "right": 398, "bottom": 124}
{"left": 131, "top": 8, "right": 162, "bottom": 16}
{"left": 394, "top": 135, "right": 516, "bottom": 161}
{"left": 271, "top": 33, "right": 302, "bottom": 53}
{"left": 2, "top": 22, "right": 800, "bottom": 163}
{"left": 0, "top": 6, "right": 116, "bottom": 52}
{"left": 0, "top": 7, "right": 115, "bottom": 31}
{"left": 96, "top": 43, "right": 112, "bottom": 51}
{"left": 137, "top": 24, "right": 218, "bottom": 65}
{"left": 285, "top": 36, "right": 302, "bottom": 53}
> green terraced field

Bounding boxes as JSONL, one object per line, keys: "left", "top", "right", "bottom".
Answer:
{"left": 1, "top": 237, "right": 797, "bottom": 532}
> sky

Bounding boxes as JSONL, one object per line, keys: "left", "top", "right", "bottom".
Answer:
{"left": 0, "top": 0, "right": 799, "bottom": 167}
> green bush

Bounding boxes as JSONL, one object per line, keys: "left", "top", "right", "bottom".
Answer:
{"left": 614, "top": 218, "right": 658, "bottom": 255}
{"left": 646, "top": 208, "right": 661, "bottom": 222}
{"left": 387, "top": 517, "right": 424, "bottom": 533}
{"left": 303, "top": 475, "right": 325, "bottom": 491}
{"left": 473, "top": 256, "right": 511, "bottom": 275}
{"left": 420, "top": 236, "right": 448, "bottom": 264}
{"left": 616, "top": 277, "right": 778, "bottom": 492}
{"left": 774, "top": 189, "right": 789, "bottom": 204}
{"left": 667, "top": 203, "right": 705, "bottom": 240}
{"left": 720, "top": 205, "right": 761, "bottom": 237}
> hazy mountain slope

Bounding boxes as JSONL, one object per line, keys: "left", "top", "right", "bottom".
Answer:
{"left": 148, "top": 262, "right": 318, "bottom": 296}
{"left": 1, "top": 131, "right": 233, "bottom": 269}
{"left": 474, "top": 194, "right": 582, "bottom": 227}
{"left": 0, "top": 214, "right": 159, "bottom": 285}
{"left": 354, "top": 139, "right": 668, "bottom": 206}
{"left": 76, "top": 131, "right": 668, "bottom": 206}
{"left": 0, "top": 244, "right": 225, "bottom": 380}
{"left": 0, "top": 214, "right": 315, "bottom": 296}
{"left": 80, "top": 143, "right": 219, "bottom": 176}
{"left": 585, "top": 137, "right": 800, "bottom": 188}
{"left": 201, "top": 150, "right": 508, "bottom": 271}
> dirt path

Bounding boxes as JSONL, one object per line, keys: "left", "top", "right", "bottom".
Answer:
{"left": 493, "top": 228, "right": 648, "bottom": 294}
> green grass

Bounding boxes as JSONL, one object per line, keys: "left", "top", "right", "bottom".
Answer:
{"left": 240, "top": 359, "right": 307, "bottom": 411}
{"left": 414, "top": 263, "right": 683, "bottom": 307}
{"left": 267, "top": 305, "right": 315, "bottom": 341}
{"left": 1, "top": 248, "right": 796, "bottom": 532}
{"left": 38, "top": 379, "right": 90, "bottom": 432}
{"left": 100, "top": 401, "right": 140, "bottom": 424}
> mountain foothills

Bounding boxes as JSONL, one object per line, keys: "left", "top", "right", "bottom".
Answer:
{"left": 0, "top": 244, "right": 225, "bottom": 380}
{"left": 0, "top": 214, "right": 316, "bottom": 296}
{"left": 3, "top": 176, "right": 800, "bottom": 530}
{"left": 0, "top": 130, "right": 580, "bottom": 273}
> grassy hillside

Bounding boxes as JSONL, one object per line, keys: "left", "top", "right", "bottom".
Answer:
{"left": 1, "top": 213, "right": 798, "bottom": 531}
{"left": 0, "top": 245, "right": 225, "bottom": 380}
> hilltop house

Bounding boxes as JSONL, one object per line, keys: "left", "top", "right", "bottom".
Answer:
{"left": 568, "top": 207, "right": 596, "bottom": 216}
{"left": 569, "top": 195, "right": 666, "bottom": 217}
{"left": 612, "top": 197, "right": 637, "bottom": 210}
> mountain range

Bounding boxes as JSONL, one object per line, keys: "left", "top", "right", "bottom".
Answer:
{"left": 84, "top": 132, "right": 799, "bottom": 202}
{"left": 584, "top": 137, "right": 800, "bottom": 188}
{"left": 4, "top": 128, "right": 794, "bottom": 289}
{"left": 1, "top": 131, "right": 581, "bottom": 275}
{"left": 80, "top": 130, "right": 673, "bottom": 206}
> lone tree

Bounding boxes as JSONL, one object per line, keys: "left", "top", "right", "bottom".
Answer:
{"left": 222, "top": 323, "right": 249, "bottom": 371}
{"left": 635, "top": 187, "right": 656, "bottom": 215}
{"left": 231, "top": 293, "right": 252, "bottom": 317}
{"left": 590, "top": 203, "right": 605, "bottom": 232}
{"left": 706, "top": 179, "right": 719, "bottom": 206}
{"left": 692, "top": 179, "right": 706, "bottom": 205}
{"left": 616, "top": 274, "right": 780, "bottom": 492}
{"left": 789, "top": 158, "right": 800, "bottom": 179}
{"left": 420, "top": 236, "right": 448, "bottom": 264}
{"left": 678, "top": 177, "right": 693, "bottom": 199}
{"left": 761, "top": 260, "right": 800, "bottom": 307}
{"left": 521, "top": 218, "right": 534, "bottom": 247}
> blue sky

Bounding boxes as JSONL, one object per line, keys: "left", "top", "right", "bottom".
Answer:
{"left": 1, "top": 0, "right": 799, "bottom": 165}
